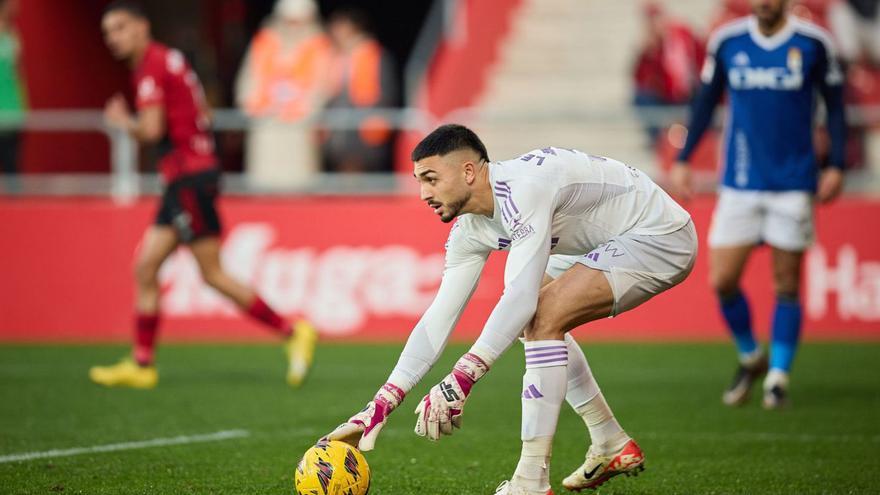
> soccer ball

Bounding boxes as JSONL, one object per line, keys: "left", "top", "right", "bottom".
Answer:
{"left": 295, "top": 439, "right": 371, "bottom": 495}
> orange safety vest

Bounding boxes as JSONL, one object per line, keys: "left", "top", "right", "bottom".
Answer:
{"left": 244, "top": 29, "right": 332, "bottom": 121}
{"left": 327, "top": 39, "right": 392, "bottom": 145}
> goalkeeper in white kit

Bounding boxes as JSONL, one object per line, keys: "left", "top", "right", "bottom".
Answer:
{"left": 325, "top": 124, "right": 697, "bottom": 494}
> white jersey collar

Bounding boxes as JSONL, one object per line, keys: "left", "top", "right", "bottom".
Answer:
{"left": 748, "top": 15, "right": 795, "bottom": 51}
{"left": 485, "top": 162, "right": 499, "bottom": 223}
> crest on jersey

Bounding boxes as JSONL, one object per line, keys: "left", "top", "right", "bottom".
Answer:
{"left": 167, "top": 49, "right": 185, "bottom": 74}
{"left": 787, "top": 47, "right": 803, "bottom": 73}
{"left": 733, "top": 51, "right": 750, "bottom": 66}
{"left": 138, "top": 76, "right": 158, "bottom": 100}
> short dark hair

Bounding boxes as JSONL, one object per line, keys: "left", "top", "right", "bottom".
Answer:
{"left": 104, "top": 0, "right": 148, "bottom": 19}
{"left": 328, "top": 7, "right": 373, "bottom": 36}
{"left": 411, "top": 124, "right": 490, "bottom": 163}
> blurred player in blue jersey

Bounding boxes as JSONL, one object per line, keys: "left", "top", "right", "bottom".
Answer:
{"left": 672, "top": 0, "right": 846, "bottom": 409}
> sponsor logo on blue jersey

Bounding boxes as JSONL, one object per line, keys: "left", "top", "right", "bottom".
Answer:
{"left": 727, "top": 47, "right": 804, "bottom": 91}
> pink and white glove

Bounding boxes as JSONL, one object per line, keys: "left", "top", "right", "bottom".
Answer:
{"left": 414, "top": 352, "right": 489, "bottom": 441}
{"left": 324, "top": 383, "right": 405, "bottom": 451}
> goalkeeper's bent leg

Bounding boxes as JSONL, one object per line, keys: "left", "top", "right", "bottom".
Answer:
{"left": 564, "top": 333, "right": 629, "bottom": 453}
{"left": 512, "top": 340, "right": 568, "bottom": 493}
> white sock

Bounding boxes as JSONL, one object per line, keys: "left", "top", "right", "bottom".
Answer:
{"left": 512, "top": 437, "right": 552, "bottom": 492}
{"left": 563, "top": 334, "right": 628, "bottom": 454}
{"left": 574, "top": 393, "right": 629, "bottom": 454}
{"left": 740, "top": 347, "right": 764, "bottom": 366}
{"left": 564, "top": 333, "right": 599, "bottom": 408}
{"left": 513, "top": 340, "right": 568, "bottom": 492}
{"left": 764, "top": 368, "right": 789, "bottom": 390}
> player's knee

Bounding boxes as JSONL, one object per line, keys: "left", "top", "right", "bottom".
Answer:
{"left": 200, "top": 267, "right": 225, "bottom": 289}
{"left": 774, "top": 279, "right": 800, "bottom": 297}
{"left": 776, "top": 291, "right": 799, "bottom": 303}
{"left": 708, "top": 268, "right": 739, "bottom": 297}
{"left": 773, "top": 270, "right": 801, "bottom": 296}
{"left": 524, "top": 285, "right": 565, "bottom": 340}
{"left": 524, "top": 316, "right": 563, "bottom": 341}
{"left": 525, "top": 297, "right": 564, "bottom": 341}
{"left": 133, "top": 259, "right": 159, "bottom": 287}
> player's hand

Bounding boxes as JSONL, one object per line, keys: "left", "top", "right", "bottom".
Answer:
{"left": 104, "top": 93, "right": 133, "bottom": 131}
{"left": 670, "top": 162, "right": 693, "bottom": 202}
{"left": 414, "top": 352, "right": 489, "bottom": 441}
{"left": 414, "top": 373, "right": 468, "bottom": 440}
{"left": 324, "top": 383, "right": 404, "bottom": 452}
{"left": 817, "top": 167, "right": 844, "bottom": 203}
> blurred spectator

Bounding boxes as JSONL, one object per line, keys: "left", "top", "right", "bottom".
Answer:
{"left": 710, "top": 0, "right": 751, "bottom": 30}
{"left": 235, "top": 0, "right": 331, "bottom": 188}
{"left": 321, "top": 8, "right": 397, "bottom": 173}
{"left": 829, "top": 0, "right": 880, "bottom": 64}
{"left": 632, "top": 1, "right": 703, "bottom": 148}
{"left": 712, "top": 0, "right": 833, "bottom": 30}
{"left": 0, "top": 0, "right": 25, "bottom": 177}
{"left": 791, "top": 0, "right": 834, "bottom": 27}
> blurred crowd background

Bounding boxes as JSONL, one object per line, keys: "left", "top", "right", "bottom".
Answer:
{"left": 2, "top": 0, "right": 880, "bottom": 194}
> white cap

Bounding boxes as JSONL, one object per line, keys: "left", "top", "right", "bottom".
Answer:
{"left": 274, "top": 0, "right": 317, "bottom": 20}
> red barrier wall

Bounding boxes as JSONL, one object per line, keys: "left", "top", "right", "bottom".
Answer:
{"left": 1, "top": 196, "right": 878, "bottom": 342}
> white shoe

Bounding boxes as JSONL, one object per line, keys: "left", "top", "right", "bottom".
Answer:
{"left": 722, "top": 350, "right": 768, "bottom": 406}
{"left": 562, "top": 439, "right": 645, "bottom": 491}
{"left": 494, "top": 480, "right": 553, "bottom": 495}
{"left": 762, "top": 369, "right": 790, "bottom": 410}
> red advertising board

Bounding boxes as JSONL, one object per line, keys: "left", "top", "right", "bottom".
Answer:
{"left": 0, "top": 196, "right": 878, "bottom": 342}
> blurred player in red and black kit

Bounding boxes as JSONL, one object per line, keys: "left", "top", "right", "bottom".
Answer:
{"left": 89, "top": 0, "right": 316, "bottom": 389}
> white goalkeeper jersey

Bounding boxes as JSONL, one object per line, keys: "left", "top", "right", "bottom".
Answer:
{"left": 388, "top": 147, "right": 691, "bottom": 391}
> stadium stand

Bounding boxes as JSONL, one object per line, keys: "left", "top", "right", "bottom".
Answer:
{"left": 470, "top": 0, "right": 717, "bottom": 171}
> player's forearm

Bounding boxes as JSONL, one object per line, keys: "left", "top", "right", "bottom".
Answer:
{"left": 114, "top": 117, "right": 160, "bottom": 144}
{"left": 386, "top": 263, "right": 483, "bottom": 393}
{"left": 677, "top": 83, "right": 721, "bottom": 163}
{"left": 469, "top": 283, "right": 539, "bottom": 366}
{"left": 386, "top": 319, "right": 452, "bottom": 393}
{"left": 112, "top": 105, "right": 164, "bottom": 144}
{"left": 468, "top": 208, "right": 551, "bottom": 369}
{"left": 417, "top": 277, "right": 540, "bottom": 401}
{"left": 127, "top": 117, "right": 163, "bottom": 144}
{"left": 387, "top": 318, "right": 475, "bottom": 394}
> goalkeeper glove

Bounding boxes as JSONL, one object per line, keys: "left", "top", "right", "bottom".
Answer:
{"left": 324, "top": 382, "right": 405, "bottom": 451}
{"left": 414, "top": 352, "right": 489, "bottom": 441}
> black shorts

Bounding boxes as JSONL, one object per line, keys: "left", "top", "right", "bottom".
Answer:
{"left": 156, "top": 170, "right": 222, "bottom": 243}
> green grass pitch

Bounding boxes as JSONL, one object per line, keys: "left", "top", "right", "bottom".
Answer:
{"left": 1, "top": 342, "right": 878, "bottom": 494}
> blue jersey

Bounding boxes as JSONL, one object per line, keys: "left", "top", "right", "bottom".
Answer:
{"left": 679, "top": 16, "right": 846, "bottom": 192}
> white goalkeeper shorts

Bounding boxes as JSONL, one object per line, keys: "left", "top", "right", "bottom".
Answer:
{"left": 544, "top": 220, "right": 698, "bottom": 317}
{"left": 708, "top": 187, "right": 814, "bottom": 252}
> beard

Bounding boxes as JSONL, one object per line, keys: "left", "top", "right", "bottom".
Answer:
{"left": 440, "top": 191, "right": 470, "bottom": 223}
{"left": 108, "top": 45, "right": 131, "bottom": 61}
{"left": 754, "top": 4, "right": 785, "bottom": 27}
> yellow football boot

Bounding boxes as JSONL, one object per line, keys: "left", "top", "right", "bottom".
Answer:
{"left": 89, "top": 358, "right": 158, "bottom": 389}
{"left": 285, "top": 319, "right": 318, "bottom": 387}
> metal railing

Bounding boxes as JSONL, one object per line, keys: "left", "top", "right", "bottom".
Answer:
{"left": 0, "top": 108, "right": 434, "bottom": 201}
{"left": 2, "top": 105, "right": 880, "bottom": 201}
